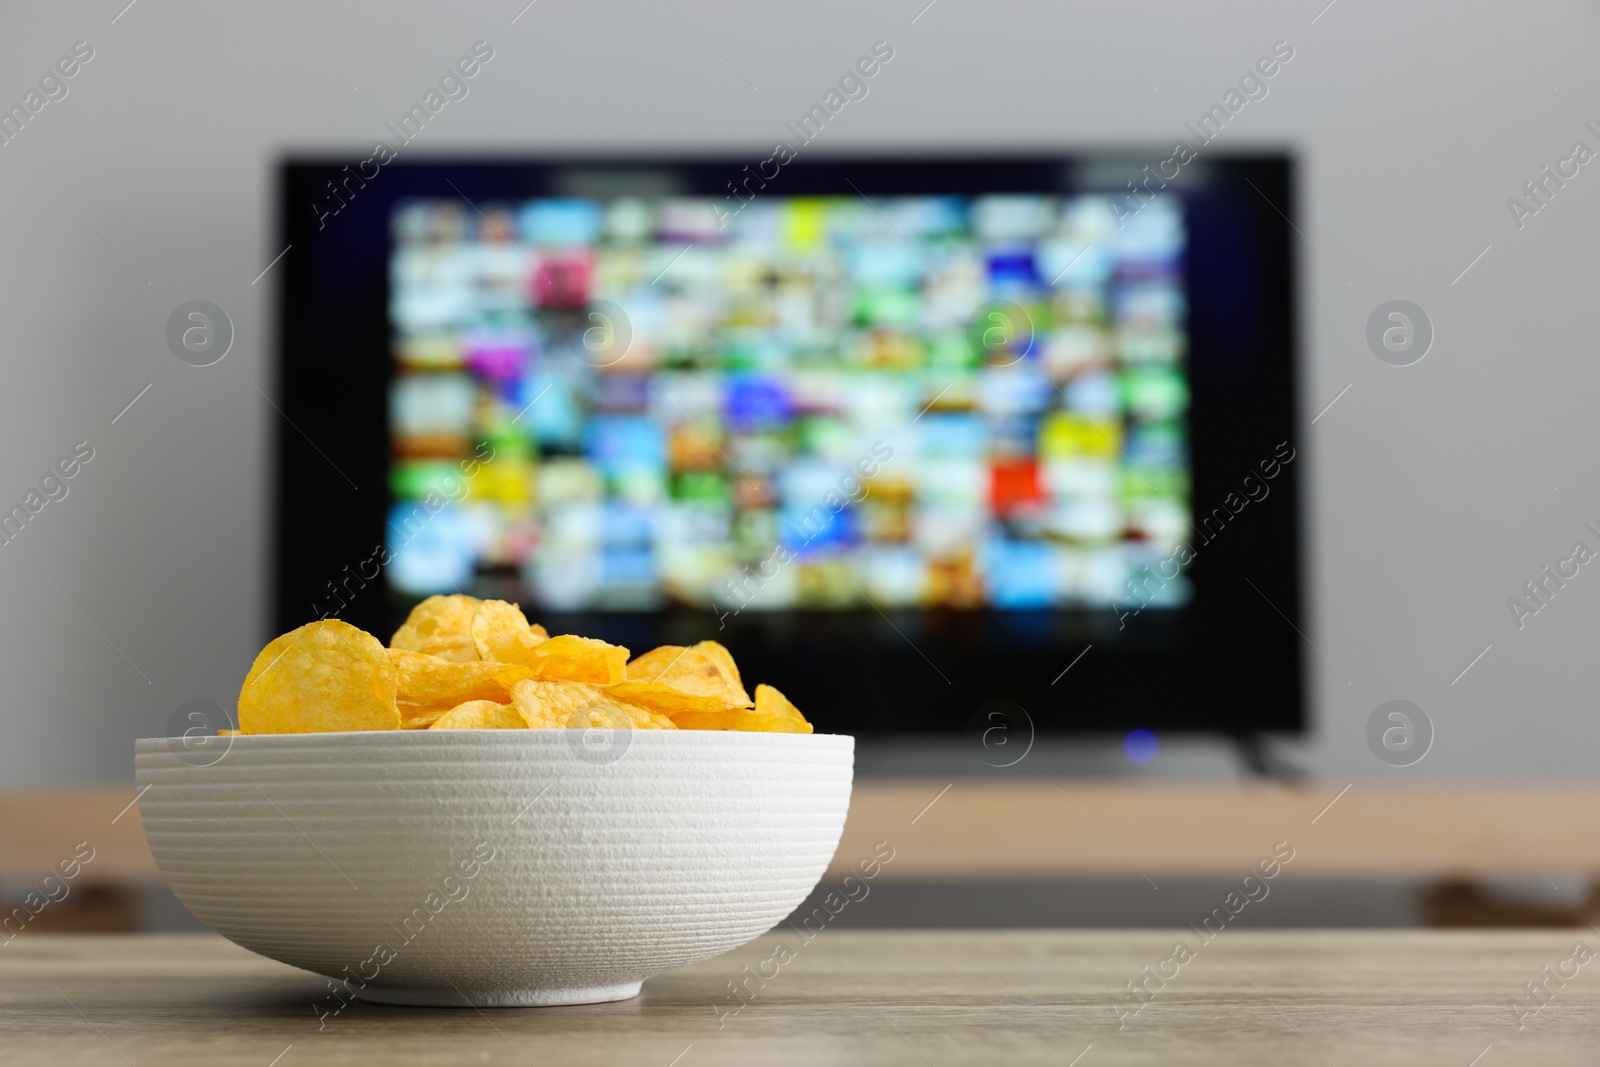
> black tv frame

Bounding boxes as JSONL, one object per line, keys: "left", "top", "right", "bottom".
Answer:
{"left": 273, "top": 153, "right": 1303, "bottom": 738}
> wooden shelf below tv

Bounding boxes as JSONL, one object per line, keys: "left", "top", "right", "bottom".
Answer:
{"left": 4, "top": 780, "right": 1596, "bottom": 887}
{"left": 827, "top": 780, "right": 1600, "bottom": 882}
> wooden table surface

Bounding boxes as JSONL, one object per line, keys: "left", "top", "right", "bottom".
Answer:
{"left": 4, "top": 931, "right": 1597, "bottom": 1065}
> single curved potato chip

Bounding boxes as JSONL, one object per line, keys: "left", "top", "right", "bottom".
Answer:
{"left": 753, "top": 684, "right": 812, "bottom": 732}
{"left": 470, "top": 600, "right": 549, "bottom": 665}
{"left": 429, "top": 699, "right": 527, "bottom": 730}
{"left": 508, "top": 679, "right": 674, "bottom": 730}
{"left": 621, "top": 640, "right": 752, "bottom": 710}
{"left": 526, "top": 635, "right": 629, "bottom": 685}
{"left": 239, "top": 620, "right": 400, "bottom": 734}
{"left": 754, "top": 683, "right": 807, "bottom": 724}
{"left": 389, "top": 594, "right": 482, "bottom": 662}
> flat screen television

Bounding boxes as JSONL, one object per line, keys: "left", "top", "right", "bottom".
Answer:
{"left": 274, "top": 153, "right": 1303, "bottom": 738}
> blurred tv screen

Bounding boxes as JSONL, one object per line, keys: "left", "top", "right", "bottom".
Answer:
{"left": 276, "top": 156, "right": 1301, "bottom": 735}
{"left": 384, "top": 193, "right": 1190, "bottom": 615}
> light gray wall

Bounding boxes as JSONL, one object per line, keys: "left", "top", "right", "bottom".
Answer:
{"left": 0, "top": 0, "right": 1596, "bottom": 785}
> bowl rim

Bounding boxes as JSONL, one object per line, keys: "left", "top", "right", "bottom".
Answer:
{"left": 135, "top": 729, "right": 853, "bottom": 747}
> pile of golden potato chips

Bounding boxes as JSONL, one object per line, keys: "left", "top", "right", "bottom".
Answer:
{"left": 236, "top": 595, "right": 811, "bottom": 735}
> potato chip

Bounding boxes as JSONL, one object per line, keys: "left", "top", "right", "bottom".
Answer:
{"left": 752, "top": 684, "right": 812, "bottom": 735}
{"left": 389, "top": 594, "right": 482, "bottom": 662}
{"left": 745, "top": 712, "right": 811, "bottom": 734}
{"left": 603, "top": 681, "right": 740, "bottom": 718}
{"left": 524, "top": 635, "right": 629, "bottom": 685}
{"left": 670, "top": 708, "right": 813, "bottom": 733}
{"left": 615, "top": 640, "right": 752, "bottom": 720}
{"left": 429, "top": 699, "right": 527, "bottom": 730}
{"left": 624, "top": 644, "right": 689, "bottom": 683}
{"left": 392, "top": 649, "right": 527, "bottom": 706}
{"left": 698, "top": 641, "right": 746, "bottom": 693}
{"left": 666, "top": 707, "right": 742, "bottom": 730}
{"left": 631, "top": 706, "right": 678, "bottom": 730}
{"left": 648, "top": 641, "right": 751, "bottom": 704}
{"left": 509, "top": 681, "right": 577, "bottom": 728}
{"left": 754, "top": 683, "right": 806, "bottom": 724}
{"left": 570, "top": 703, "right": 676, "bottom": 731}
{"left": 469, "top": 600, "right": 549, "bottom": 665}
{"left": 508, "top": 679, "right": 674, "bottom": 730}
{"left": 399, "top": 703, "right": 448, "bottom": 730}
{"left": 394, "top": 650, "right": 540, "bottom": 729}
{"left": 669, "top": 684, "right": 812, "bottom": 733}
{"left": 241, "top": 628, "right": 297, "bottom": 696}
{"left": 238, "top": 609, "right": 812, "bottom": 737}
{"left": 239, "top": 620, "right": 400, "bottom": 734}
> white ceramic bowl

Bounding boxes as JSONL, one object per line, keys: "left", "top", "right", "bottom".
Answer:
{"left": 135, "top": 730, "right": 853, "bottom": 1007}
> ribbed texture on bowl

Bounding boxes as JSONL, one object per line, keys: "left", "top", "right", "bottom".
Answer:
{"left": 135, "top": 730, "right": 853, "bottom": 1005}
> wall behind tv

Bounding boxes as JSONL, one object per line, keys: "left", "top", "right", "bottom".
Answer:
{"left": 0, "top": 0, "right": 1595, "bottom": 783}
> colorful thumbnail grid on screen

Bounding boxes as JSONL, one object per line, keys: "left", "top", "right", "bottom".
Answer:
{"left": 385, "top": 193, "right": 1191, "bottom": 612}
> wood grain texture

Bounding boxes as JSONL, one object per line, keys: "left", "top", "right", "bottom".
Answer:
{"left": 3, "top": 931, "right": 1598, "bottom": 1065}
{"left": 828, "top": 781, "right": 1600, "bottom": 880}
